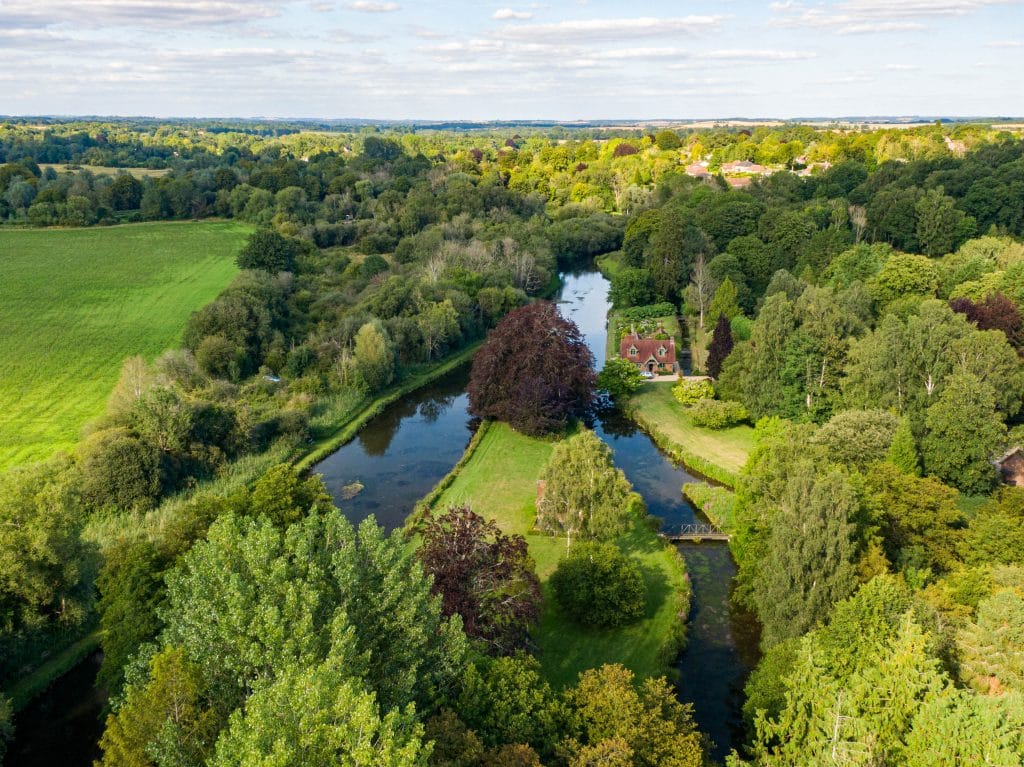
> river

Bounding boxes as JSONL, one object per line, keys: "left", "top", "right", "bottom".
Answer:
{"left": 9, "top": 265, "right": 756, "bottom": 764}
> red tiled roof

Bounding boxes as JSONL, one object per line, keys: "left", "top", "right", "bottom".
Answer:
{"left": 620, "top": 333, "right": 676, "bottom": 364}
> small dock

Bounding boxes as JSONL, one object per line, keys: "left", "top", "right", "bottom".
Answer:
{"left": 661, "top": 523, "right": 730, "bottom": 542}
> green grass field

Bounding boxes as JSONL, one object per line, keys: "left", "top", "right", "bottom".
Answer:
{"left": 0, "top": 221, "right": 248, "bottom": 469}
{"left": 432, "top": 422, "right": 690, "bottom": 688}
{"left": 628, "top": 382, "right": 755, "bottom": 482}
{"left": 38, "top": 163, "right": 171, "bottom": 179}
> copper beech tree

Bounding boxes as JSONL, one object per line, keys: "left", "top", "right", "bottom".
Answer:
{"left": 418, "top": 505, "right": 541, "bottom": 655}
{"left": 467, "top": 302, "right": 595, "bottom": 436}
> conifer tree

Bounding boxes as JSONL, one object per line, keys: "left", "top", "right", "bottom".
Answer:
{"left": 705, "top": 313, "right": 734, "bottom": 379}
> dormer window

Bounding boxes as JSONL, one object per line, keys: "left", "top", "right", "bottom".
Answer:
{"left": 629, "top": 345, "right": 638, "bottom": 357}
{"left": 657, "top": 346, "right": 666, "bottom": 356}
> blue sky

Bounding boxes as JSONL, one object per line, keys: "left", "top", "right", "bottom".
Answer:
{"left": 1, "top": 0, "right": 1022, "bottom": 119}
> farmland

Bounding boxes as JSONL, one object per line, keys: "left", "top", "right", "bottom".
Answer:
{"left": 0, "top": 221, "right": 247, "bottom": 469}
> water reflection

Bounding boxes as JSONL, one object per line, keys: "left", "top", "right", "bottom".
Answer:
{"left": 555, "top": 269, "right": 757, "bottom": 762}
{"left": 313, "top": 366, "right": 476, "bottom": 531}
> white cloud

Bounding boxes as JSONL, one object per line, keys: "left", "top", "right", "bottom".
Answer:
{"left": 705, "top": 49, "right": 817, "bottom": 61}
{"left": 771, "top": 0, "right": 1021, "bottom": 34}
{"left": 883, "top": 63, "right": 920, "bottom": 70}
{"left": 493, "top": 8, "right": 533, "bottom": 20}
{"left": 0, "top": 0, "right": 287, "bottom": 29}
{"left": 494, "top": 15, "right": 721, "bottom": 42}
{"left": 987, "top": 39, "right": 1023, "bottom": 47}
{"left": 346, "top": 0, "right": 400, "bottom": 11}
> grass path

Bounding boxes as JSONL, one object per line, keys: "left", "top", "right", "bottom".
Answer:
{"left": 0, "top": 221, "right": 248, "bottom": 469}
{"left": 429, "top": 422, "right": 690, "bottom": 689}
{"left": 627, "top": 383, "right": 754, "bottom": 486}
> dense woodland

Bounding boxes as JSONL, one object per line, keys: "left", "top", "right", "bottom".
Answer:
{"left": 2, "top": 119, "right": 1024, "bottom": 765}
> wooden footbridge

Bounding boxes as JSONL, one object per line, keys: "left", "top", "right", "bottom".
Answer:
{"left": 660, "top": 522, "right": 730, "bottom": 542}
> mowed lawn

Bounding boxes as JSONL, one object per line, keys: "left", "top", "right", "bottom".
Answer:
{"left": 433, "top": 422, "right": 690, "bottom": 689}
{"left": 629, "top": 382, "right": 755, "bottom": 478}
{"left": 0, "top": 221, "right": 249, "bottom": 469}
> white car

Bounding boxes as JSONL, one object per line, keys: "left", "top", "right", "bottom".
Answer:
{"left": 640, "top": 370, "right": 655, "bottom": 379}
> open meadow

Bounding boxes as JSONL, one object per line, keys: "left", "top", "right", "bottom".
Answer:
{"left": 0, "top": 221, "right": 248, "bottom": 469}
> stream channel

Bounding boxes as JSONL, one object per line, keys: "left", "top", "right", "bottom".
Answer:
{"left": 9, "top": 265, "right": 757, "bottom": 764}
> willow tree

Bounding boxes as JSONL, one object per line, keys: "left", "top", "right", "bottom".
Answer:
{"left": 536, "top": 430, "right": 633, "bottom": 549}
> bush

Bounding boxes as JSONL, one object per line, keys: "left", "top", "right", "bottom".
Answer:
{"left": 619, "top": 303, "right": 677, "bottom": 321}
{"left": 688, "top": 398, "right": 748, "bottom": 429}
{"left": 79, "top": 428, "right": 163, "bottom": 510}
{"left": 672, "top": 378, "right": 714, "bottom": 406}
{"left": 550, "top": 542, "right": 645, "bottom": 628}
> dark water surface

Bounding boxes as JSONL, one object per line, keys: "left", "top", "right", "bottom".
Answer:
{"left": 7, "top": 651, "right": 105, "bottom": 767}
{"left": 314, "top": 367, "right": 477, "bottom": 531}
{"left": 11, "top": 266, "right": 755, "bottom": 764}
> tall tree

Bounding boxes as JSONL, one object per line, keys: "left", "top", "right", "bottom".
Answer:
{"left": 536, "top": 430, "right": 634, "bottom": 548}
{"left": 209, "top": 661, "right": 428, "bottom": 767}
{"left": 922, "top": 371, "right": 1006, "bottom": 494}
{"left": 752, "top": 463, "right": 859, "bottom": 646}
{"left": 353, "top": 321, "right": 396, "bottom": 391}
{"left": 418, "top": 505, "right": 541, "bottom": 655}
{"left": 683, "top": 252, "right": 715, "bottom": 330}
{"left": 468, "top": 302, "right": 594, "bottom": 436}
{"left": 705, "top": 313, "right": 734, "bottom": 379}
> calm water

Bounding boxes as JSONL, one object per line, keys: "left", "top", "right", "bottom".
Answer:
{"left": 314, "top": 367, "right": 477, "bottom": 531}
{"left": 12, "top": 267, "right": 755, "bottom": 764}
{"left": 556, "top": 269, "right": 757, "bottom": 760}
{"left": 7, "top": 651, "right": 106, "bottom": 767}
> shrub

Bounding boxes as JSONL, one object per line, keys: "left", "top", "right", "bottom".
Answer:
{"left": 618, "top": 303, "right": 677, "bottom": 321}
{"left": 550, "top": 542, "right": 645, "bottom": 628}
{"left": 688, "top": 398, "right": 749, "bottom": 429}
{"left": 79, "top": 428, "right": 163, "bottom": 510}
{"left": 672, "top": 378, "right": 714, "bottom": 406}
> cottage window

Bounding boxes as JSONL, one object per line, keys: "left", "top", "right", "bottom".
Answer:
{"left": 657, "top": 346, "right": 666, "bottom": 356}
{"left": 628, "top": 346, "right": 638, "bottom": 356}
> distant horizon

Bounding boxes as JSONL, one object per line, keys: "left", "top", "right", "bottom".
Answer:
{"left": 5, "top": 114, "right": 1024, "bottom": 126}
{"left": 2, "top": 1, "right": 1021, "bottom": 119}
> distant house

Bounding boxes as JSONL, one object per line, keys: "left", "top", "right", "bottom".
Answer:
{"left": 721, "top": 159, "right": 770, "bottom": 176}
{"left": 619, "top": 328, "right": 678, "bottom": 375}
{"left": 725, "top": 176, "right": 753, "bottom": 189}
{"left": 685, "top": 161, "right": 711, "bottom": 179}
{"left": 996, "top": 446, "right": 1024, "bottom": 486}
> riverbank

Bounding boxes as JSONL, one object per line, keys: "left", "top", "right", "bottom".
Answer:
{"left": 413, "top": 420, "right": 691, "bottom": 689}
{"left": 294, "top": 342, "right": 481, "bottom": 473}
{"left": 625, "top": 383, "right": 754, "bottom": 488}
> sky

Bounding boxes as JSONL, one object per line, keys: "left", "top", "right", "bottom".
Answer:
{"left": 1, "top": 0, "right": 1022, "bottom": 120}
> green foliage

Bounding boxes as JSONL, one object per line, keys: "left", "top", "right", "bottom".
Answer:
{"left": 597, "top": 358, "right": 644, "bottom": 401}
{"left": 536, "top": 430, "right": 634, "bottom": 545}
{"left": 566, "top": 664, "right": 704, "bottom": 767}
{"left": 915, "top": 187, "right": 974, "bottom": 257}
{"left": 707, "top": 276, "right": 741, "bottom": 325}
{"left": 922, "top": 371, "right": 1006, "bottom": 494}
{"left": 967, "top": 488, "right": 1024, "bottom": 566}
{"left": 210, "top": 661, "right": 428, "bottom": 767}
{"left": 869, "top": 252, "right": 939, "bottom": 306}
{"left": 887, "top": 415, "right": 922, "bottom": 475}
{"left": 751, "top": 463, "right": 859, "bottom": 646}
{"left": 811, "top": 409, "right": 898, "bottom": 471}
{"left": 608, "top": 267, "right": 655, "bottom": 308}
{"left": 0, "top": 456, "right": 91, "bottom": 641}
{"left": 671, "top": 378, "right": 714, "bottom": 406}
{"left": 865, "top": 463, "right": 962, "bottom": 573}
{"left": 0, "top": 696, "right": 10, "bottom": 762}
{"left": 246, "top": 463, "right": 333, "bottom": 528}
{"left": 353, "top": 322, "right": 396, "bottom": 391}
{"left": 78, "top": 428, "right": 163, "bottom": 510}
{"left": 741, "top": 638, "right": 799, "bottom": 729}
{"left": 550, "top": 542, "right": 646, "bottom": 629}
{"left": 235, "top": 229, "right": 299, "bottom": 272}
{"left": 687, "top": 398, "right": 748, "bottom": 429}
{"left": 456, "top": 654, "right": 568, "bottom": 757}
{"left": 958, "top": 590, "right": 1024, "bottom": 693}
{"left": 903, "top": 689, "right": 1024, "bottom": 767}
{"left": 617, "top": 303, "right": 677, "bottom": 322}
